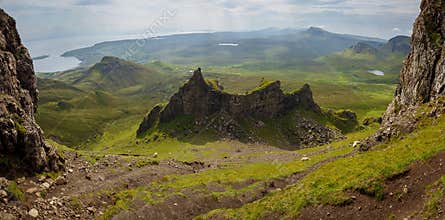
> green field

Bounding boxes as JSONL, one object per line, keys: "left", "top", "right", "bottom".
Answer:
{"left": 37, "top": 48, "right": 402, "bottom": 147}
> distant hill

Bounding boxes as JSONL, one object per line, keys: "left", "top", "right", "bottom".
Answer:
{"left": 62, "top": 27, "right": 386, "bottom": 67}
{"left": 383, "top": 36, "right": 411, "bottom": 54}
{"left": 36, "top": 57, "right": 183, "bottom": 145}
{"left": 315, "top": 35, "right": 410, "bottom": 84}
{"left": 350, "top": 35, "right": 411, "bottom": 55}
{"left": 45, "top": 56, "right": 173, "bottom": 95}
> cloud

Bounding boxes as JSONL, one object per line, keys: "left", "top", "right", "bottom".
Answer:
{"left": 392, "top": 27, "right": 401, "bottom": 32}
{"left": 1, "top": 0, "right": 422, "bottom": 41}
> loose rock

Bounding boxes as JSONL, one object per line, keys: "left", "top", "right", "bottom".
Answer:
{"left": 28, "top": 209, "right": 39, "bottom": 218}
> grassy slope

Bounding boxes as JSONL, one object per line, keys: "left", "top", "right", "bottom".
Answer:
{"left": 201, "top": 103, "right": 445, "bottom": 219}
{"left": 93, "top": 100, "right": 445, "bottom": 220}
{"left": 36, "top": 60, "right": 184, "bottom": 146}
{"left": 96, "top": 125, "right": 379, "bottom": 219}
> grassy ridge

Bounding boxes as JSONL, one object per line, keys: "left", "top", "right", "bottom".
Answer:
{"left": 96, "top": 126, "right": 378, "bottom": 219}
{"left": 202, "top": 104, "right": 445, "bottom": 219}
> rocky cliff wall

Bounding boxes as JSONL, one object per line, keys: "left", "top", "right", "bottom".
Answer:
{"left": 0, "top": 9, "right": 63, "bottom": 173}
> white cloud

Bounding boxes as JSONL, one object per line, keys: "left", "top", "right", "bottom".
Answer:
{"left": 1, "top": 0, "right": 422, "bottom": 41}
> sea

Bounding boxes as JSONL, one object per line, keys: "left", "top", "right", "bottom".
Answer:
{"left": 24, "top": 35, "right": 139, "bottom": 73}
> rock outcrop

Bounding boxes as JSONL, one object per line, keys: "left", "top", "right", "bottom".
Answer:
{"left": 0, "top": 9, "right": 63, "bottom": 173}
{"left": 384, "top": 36, "right": 411, "bottom": 54}
{"left": 350, "top": 42, "right": 379, "bottom": 54}
{"left": 138, "top": 68, "right": 353, "bottom": 148}
{"left": 349, "top": 36, "right": 410, "bottom": 56}
{"left": 362, "top": 0, "right": 445, "bottom": 150}
{"left": 157, "top": 69, "right": 321, "bottom": 124}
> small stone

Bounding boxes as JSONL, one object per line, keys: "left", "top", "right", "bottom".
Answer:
{"left": 87, "top": 207, "right": 95, "bottom": 213}
{"left": 402, "top": 185, "right": 409, "bottom": 194}
{"left": 301, "top": 157, "right": 310, "bottom": 161}
{"left": 40, "top": 182, "right": 50, "bottom": 189}
{"left": 152, "top": 152, "right": 159, "bottom": 158}
{"left": 0, "top": 177, "right": 10, "bottom": 189}
{"left": 352, "top": 141, "right": 361, "bottom": 148}
{"left": 16, "top": 177, "right": 25, "bottom": 184}
{"left": 28, "top": 209, "right": 39, "bottom": 218}
{"left": 98, "top": 176, "right": 105, "bottom": 181}
{"left": 54, "top": 177, "right": 67, "bottom": 185}
{"left": 0, "top": 190, "right": 7, "bottom": 198}
{"left": 350, "top": 195, "right": 357, "bottom": 200}
{"left": 68, "top": 169, "right": 74, "bottom": 173}
{"left": 38, "top": 176, "right": 46, "bottom": 182}
{"left": 173, "top": 203, "right": 178, "bottom": 206}
{"left": 26, "top": 187, "right": 39, "bottom": 194}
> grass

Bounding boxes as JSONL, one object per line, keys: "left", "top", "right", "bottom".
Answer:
{"left": 38, "top": 171, "right": 61, "bottom": 180}
{"left": 98, "top": 126, "right": 377, "bottom": 219}
{"left": 7, "top": 181, "right": 25, "bottom": 201}
{"left": 422, "top": 175, "right": 445, "bottom": 218}
{"left": 200, "top": 107, "right": 445, "bottom": 219}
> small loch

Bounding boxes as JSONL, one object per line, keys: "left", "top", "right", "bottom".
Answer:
{"left": 368, "top": 70, "right": 385, "bottom": 76}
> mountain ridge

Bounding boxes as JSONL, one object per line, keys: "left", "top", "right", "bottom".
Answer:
{"left": 62, "top": 27, "right": 387, "bottom": 67}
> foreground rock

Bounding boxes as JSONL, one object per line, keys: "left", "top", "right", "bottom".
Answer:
{"left": 363, "top": 0, "right": 445, "bottom": 150}
{"left": 138, "top": 68, "right": 357, "bottom": 148}
{"left": 0, "top": 9, "right": 63, "bottom": 173}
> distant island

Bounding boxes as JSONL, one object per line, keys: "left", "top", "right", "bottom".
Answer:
{"left": 32, "top": 54, "right": 50, "bottom": 60}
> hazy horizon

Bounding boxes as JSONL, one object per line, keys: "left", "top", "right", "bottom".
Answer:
{"left": 0, "top": 0, "right": 421, "bottom": 72}
{"left": 3, "top": 0, "right": 420, "bottom": 42}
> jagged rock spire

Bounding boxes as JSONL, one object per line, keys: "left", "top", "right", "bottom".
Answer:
{"left": 137, "top": 68, "right": 336, "bottom": 139}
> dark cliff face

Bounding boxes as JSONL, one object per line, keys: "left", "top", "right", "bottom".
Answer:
{"left": 0, "top": 9, "right": 63, "bottom": 173}
{"left": 156, "top": 68, "right": 321, "bottom": 125}
{"left": 362, "top": 0, "right": 445, "bottom": 150}
{"left": 137, "top": 68, "right": 346, "bottom": 148}
{"left": 391, "top": 0, "right": 445, "bottom": 107}
{"left": 382, "top": 0, "right": 445, "bottom": 127}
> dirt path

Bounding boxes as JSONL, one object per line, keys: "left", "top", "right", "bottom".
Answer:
{"left": 0, "top": 143, "right": 351, "bottom": 220}
{"left": 0, "top": 151, "right": 198, "bottom": 220}
{"left": 298, "top": 150, "right": 445, "bottom": 220}
{"left": 110, "top": 147, "right": 357, "bottom": 220}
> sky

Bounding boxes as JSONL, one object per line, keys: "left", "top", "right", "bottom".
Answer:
{"left": 1, "top": 0, "right": 421, "bottom": 42}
